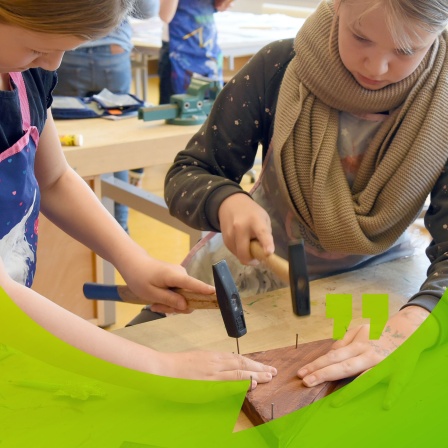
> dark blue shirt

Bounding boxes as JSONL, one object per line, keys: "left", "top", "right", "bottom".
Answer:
{"left": 0, "top": 69, "right": 56, "bottom": 153}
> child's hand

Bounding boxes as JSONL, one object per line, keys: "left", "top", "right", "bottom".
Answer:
{"left": 214, "top": 0, "right": 234, "bottom": 12}
{"left": 120, "top": 256, "right": 215, "bottom": 314}
{"left": 297, "top": 306, "right": 436, "bottom": 408}
{"left": 157, "top": 350, "right": 277, "bottom": 387}
{"left": 330, "top": 315, "right": 439, "bottom": 410}
{"left": 218, "top": 193, "right": 274, "bottom": 265}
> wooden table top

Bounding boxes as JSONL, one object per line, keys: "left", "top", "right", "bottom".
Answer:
{"left": 56, "top": 117, "right": 200, "bottom": 178}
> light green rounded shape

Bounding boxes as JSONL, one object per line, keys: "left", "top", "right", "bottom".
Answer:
{"left": 0, "top": 288, "right": 447, "bottom": 447}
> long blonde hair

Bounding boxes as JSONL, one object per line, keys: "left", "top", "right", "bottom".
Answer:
{"left": 0, "top": 0, "right": 136, "bottom": 40}
{"left": 338, "top": 0, "right": 448, "bottom": 50}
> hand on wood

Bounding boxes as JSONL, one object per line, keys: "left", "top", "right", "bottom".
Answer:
{"left": 157, "top": 350, "right": 277, "bottom": 387}
{"left": 297, "top": 306, "right": 437, "bottom": 409}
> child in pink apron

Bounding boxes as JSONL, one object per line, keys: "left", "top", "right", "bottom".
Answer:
{"left": 0, "top": 0, "right": 275, "bottom": 387}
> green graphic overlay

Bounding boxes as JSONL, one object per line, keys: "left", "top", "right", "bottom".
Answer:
{"left": 362, "top": 293, "right": 389, "bottom": 339}
{"left": 326, "top": 293, "right": 352, "bottom": 339}
{"left": 0, "top": 288, "right": 247, "bottom": 447}
{"left": 326, "top": 293, "right": 389, "bottom": 340}
{"left": 1, "top": 288, "right": 448, "bottom": 447}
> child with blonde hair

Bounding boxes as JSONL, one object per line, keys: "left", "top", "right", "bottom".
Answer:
{"left": 165, "top": 0, "right": 448, "bottom": 389}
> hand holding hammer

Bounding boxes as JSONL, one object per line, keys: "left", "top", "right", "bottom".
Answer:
{"left": 84, "top": 260, "right": 247, "bottom": 339}
{"left": 83, "top": 282, "right": 220, "bottom": 309}
{"left": 249, "top": 239, "right": 311, "bottom": 316}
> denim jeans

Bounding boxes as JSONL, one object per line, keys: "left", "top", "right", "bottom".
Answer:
{"left": 55, "top": 45, "right": 135, "bottom": 232}
{"left": 113, "top": 170, "right": 129, "bottom": 233}
{"left": 54, "top": 45, "right": 132, "bottom": 97}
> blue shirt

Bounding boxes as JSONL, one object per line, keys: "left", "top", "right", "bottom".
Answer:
{"left": 169, "top": 0, "right": 223, "bottom": 93}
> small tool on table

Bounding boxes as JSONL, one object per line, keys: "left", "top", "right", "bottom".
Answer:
{"left": 83, "top": 260, "right": 247, "bottom": 347}
{"left": 138, "top": 77, "right": 221, "bottom": 126}
{"left": 249, "top": 239, "right": 310, "bottom": 317}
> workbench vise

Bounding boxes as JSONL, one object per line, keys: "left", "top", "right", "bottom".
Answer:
{"left": 138, "top": 77, "right": 221, "bottom": 126}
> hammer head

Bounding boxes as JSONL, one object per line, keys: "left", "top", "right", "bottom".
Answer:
{"left": 288, "top": 240, "right": 311, "bottom": 316}
{"left": 212, "top": 260, "right": 247, "bottom": 338}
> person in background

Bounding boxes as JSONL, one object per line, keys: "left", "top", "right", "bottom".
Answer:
{"left": 165, "top": 0, "right": 448, "bottom": 392}
{"left": 158, "top": 0, "right": 233, "bottom": 104}
{"left": 0, "top": 0, "right": 276, "bottom": 387}
{"left": 53, "top": 0, "right": 158, "bottom": 232}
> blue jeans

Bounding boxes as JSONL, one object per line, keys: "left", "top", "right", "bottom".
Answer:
{"left": 55, "top": 45, "right": 135, "bottom": 232}
{"left": 113, "top": 170, "right": 129, "bottom": 233}
{"left": 54, "top": 45, "right": 132, "bottom": 97}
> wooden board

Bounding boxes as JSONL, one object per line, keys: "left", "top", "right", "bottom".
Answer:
{"left": 242, "top": 339, "right": 350, "bottom": 425}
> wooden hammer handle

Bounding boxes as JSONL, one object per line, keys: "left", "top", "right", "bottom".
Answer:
{"left": 84, "top": 283, "right": 219, "bottom": 309}
{"left": 173, "top": 289, "right": 220, "bottom": 309}
{"left": 249, "top": 240, "right": 290, "bottom": 284}
{"left": 118, "top": 285, "right": 219, "bottom": 309}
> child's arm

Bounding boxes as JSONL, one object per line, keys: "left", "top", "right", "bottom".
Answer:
{"left": 0, "top": 259, "right": 276, "bottom": 385}
{"left": 159, "top": 0, "right": 178, "bottom": 23}
{"left": 35, "top": 110, "right": 213, "bottom": 314}
{"left": 165, "top": 40, "right": 294, "bottom": 262}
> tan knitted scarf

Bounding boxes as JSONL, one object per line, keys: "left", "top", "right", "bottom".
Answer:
{"left": 273, "top": 0, "right": 448, "bottom": 254}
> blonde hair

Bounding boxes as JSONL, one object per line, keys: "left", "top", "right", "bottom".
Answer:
{"left": 0, "top": 0, "right": 136, "bottom": 40}
{"left": 339, "top": 0, "right": 448, "bottom": 51}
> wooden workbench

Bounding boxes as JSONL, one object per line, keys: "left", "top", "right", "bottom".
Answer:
{"left": 113, "top": 252, "right": 430, "bottom": 430}
{"left": 57, "top": 117, "right": 199, "bottom": 178}
{"left": 32, "top": 117, "right": 200, "bottom": 325}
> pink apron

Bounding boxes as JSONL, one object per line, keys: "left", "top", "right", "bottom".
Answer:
{"left": 0, "top": 72, "right": 40, "bottom": 287}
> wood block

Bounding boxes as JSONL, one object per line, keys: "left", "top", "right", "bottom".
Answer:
{"left": 243, "top": 339, "right": 350, "bottom": 426}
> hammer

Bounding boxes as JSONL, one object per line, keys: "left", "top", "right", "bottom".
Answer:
{"left": 249, "top": 239, "right": 310, "bottom": 316}
{"left": 83, "top": 260, "right": 247, "bottom": 339}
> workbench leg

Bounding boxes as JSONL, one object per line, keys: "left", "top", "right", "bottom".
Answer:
{"left": 94, "top": 178, "right": 117, "bottom": 327}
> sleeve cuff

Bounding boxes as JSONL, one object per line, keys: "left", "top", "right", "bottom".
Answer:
{"left": 401, "top": 294, "right": 441, "bottom": 313}
{"left": 205, "top": 186, "right": 252, "bottom": 231}
{"left": 403, "top": 291, "right": 448, "bottom": 345}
